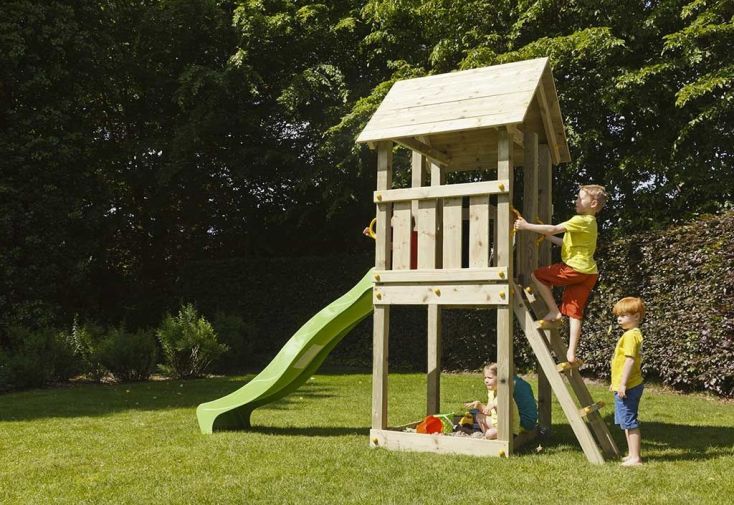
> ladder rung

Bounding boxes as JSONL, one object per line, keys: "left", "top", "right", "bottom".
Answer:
{"left": 579, "top": 401, "right": 605, "bottom": 417}
{"left": 556, "top": 359, "right": 585, "bottom": 373}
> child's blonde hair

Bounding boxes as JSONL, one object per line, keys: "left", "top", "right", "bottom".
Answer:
{"left": 580, "top": 184, "right": 608, "bottom": 210}
{"left": 483, "top": 362, "right": 497, "bottom": 376}
{"left": 612, "top": 297, "right": 645, "bottom": 320}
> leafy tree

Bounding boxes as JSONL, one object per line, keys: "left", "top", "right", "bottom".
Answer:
{"left": 614, "top": 0, "right": 734, "bottom": 225}
{"left": 336, "top": 0, "right": 732, "bottom": 233}
{"left": 1, "top": 0, "right": 731, "bottom": 331}
{"left": 0, "top": 2, "right": 119, "bottom": 331}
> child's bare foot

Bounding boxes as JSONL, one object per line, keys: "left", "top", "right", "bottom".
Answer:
{"left": 566, "top": 349, "right": 577, "bottom": 364}
{"left": 621, "top": 455, "right": 631, "bottom": 462}
{"left": 542, "top": 311, "right": 562, "bottom": 322}
{"left": 621, "top": 458, "right": 642, "bottom": 466}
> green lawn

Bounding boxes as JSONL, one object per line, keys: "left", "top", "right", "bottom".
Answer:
{"left": 1, "top": 373, "right": 732, "bottom": 504}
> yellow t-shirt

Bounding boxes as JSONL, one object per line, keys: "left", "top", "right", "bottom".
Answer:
{"left": 487, "top": 389, "right": 521, "bottom": 435}
{"left": 560, "top": 214, "right": 598, "bottom": 274}
{"left": 611, "top": 328, "right": 643, "bottom": 391}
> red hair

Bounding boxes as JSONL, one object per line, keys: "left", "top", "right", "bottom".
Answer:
{"left": 612, "top": 297, "right": 645, "bottom": 319}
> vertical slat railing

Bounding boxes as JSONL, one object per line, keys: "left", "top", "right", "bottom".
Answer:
{"left": 469, "top": 196, "right": 490, "bottom": 268}
{"left": 442, "top": 197, "right": 463, "bottom": 268}
{"left": 392, "top": 202, "right": 412, "bottom": 270}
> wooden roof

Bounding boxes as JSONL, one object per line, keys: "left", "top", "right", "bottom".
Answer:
{"left": 356, "top": 57, "right": 571, "bottom": 165}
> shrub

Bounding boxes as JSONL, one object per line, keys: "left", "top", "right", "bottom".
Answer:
{"left": 212, "top": 312, "right": 256, "bottom": 372}
{"left": 67, "top": 318, "right": 108, "bottom": 382}
{"left": 0, "top": 325, "right": 81, "bottom": 389}
{"left": 156, "top": 304, "right": 228, "bottom": 379}
{"left": 97, "top": 326, "right": 158, "bottom": 382}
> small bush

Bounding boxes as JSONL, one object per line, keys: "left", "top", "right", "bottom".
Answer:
{"left": 67, "top": 318, "right": 108, "bottom": 382}
{"left": 212, "top": 312, "right": 256, "bottom": 372}
{"left": 156, "top": 303, "right": 228, "bottom": 379}
{"left": 97, "top": 326, "right": 158, "bottom": 382}
{"left": 0, "top": 325, "right": 81, "bottom": 389}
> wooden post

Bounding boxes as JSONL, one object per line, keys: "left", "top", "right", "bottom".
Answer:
{"left": 411, "top": 148, "right": 427, "bottom": 268}
{"left": 426, "top": 152, "right": 443, "bottom": 415}
{"left": 536, "top": 144, "right": 553, "bottom": 432}
{"left": 431, "top": 161, "right": 445, "bottom": 269}
{"left": 427, "top": 305, "right": 441, "bottom": 415}
{"left": 521, "top": 131, "right": 539, "bottom": 284}
{"left": 409, "top": 146, "right": 442, "bottom": 415}
{"left": 496, "top": 127, "right": 514, "bottom": 453}
{"left": 537, "top": 145, "right": 552, "bottom": 266}
{"left": 490, "top": 204, "right": 498, "bottom": 266}
{"left": 373, "top": 306, "right": 389, "bottom": 429}
{"left": 373, "top": 141, "right": 392, "bottom": 430}
{"left": 375, "top": 142, "right": 393, "bottom": 271}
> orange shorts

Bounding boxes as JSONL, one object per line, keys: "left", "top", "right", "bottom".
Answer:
{"left": 533, "top": 263, "right": 598, "bottom": 320}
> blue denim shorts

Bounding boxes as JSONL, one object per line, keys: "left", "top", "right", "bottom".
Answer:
{"left": 614, "top": 383, "right": 644, "bottom": 430}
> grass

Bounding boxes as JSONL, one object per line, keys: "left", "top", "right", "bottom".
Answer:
{"left": 0, "top": 372, "right": 732, "bottom": 505}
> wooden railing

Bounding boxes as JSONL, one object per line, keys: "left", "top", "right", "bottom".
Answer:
{"left": 372, "top": 179, "right": 513, "bottom": 306}
{"left": 373, "top": 179, "right": 509, "bottom": 272}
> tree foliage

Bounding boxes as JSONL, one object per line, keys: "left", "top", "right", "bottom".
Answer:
{"left": 0, "top": 0, "right": 731, "bottom": 328}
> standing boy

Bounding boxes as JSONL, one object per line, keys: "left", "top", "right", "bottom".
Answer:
{"left": 611, "top": 296, "right": 645, "bottom": 466}
{"left": 514, "top": 184, "right": 607, "bottom": 364}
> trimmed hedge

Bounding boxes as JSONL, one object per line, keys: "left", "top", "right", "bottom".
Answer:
{"left": 176, "top": 253, "right": 531, "bottom": 372}
{"left": 581, "top": 211, "right": 734, "bottom": 398}
{"left": 178, "top": 211, "right": 734, "bottom": 398}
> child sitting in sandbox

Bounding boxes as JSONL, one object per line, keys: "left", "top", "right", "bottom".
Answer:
{"left": 463, "top": 362, "right": 538, "bottom": 439}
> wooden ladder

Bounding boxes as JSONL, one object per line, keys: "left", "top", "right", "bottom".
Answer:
{"left": 511, "top": 280, "right": 620, "bottom": 464}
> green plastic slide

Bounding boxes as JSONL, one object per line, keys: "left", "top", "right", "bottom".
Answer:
{"left": 196, "top": 269, "right": 375, "bottom": 434}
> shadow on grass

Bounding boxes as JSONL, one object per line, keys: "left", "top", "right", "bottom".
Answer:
{"left": 0, "top": 375, "right": 337, "bottom": 422}
{"left": 246, "top": 425, "right": 370, "bottom": 437}
{"left": 539, "top": 418, "right": 734, "bottom": 462}
{"left": 635, "top": 421, "right": 734, "bottom": 462}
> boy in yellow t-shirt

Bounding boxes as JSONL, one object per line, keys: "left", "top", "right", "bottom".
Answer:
{"left": 611, "top": 296, "right": 645, "bottom": 466}
{"left": 514, "top": 184, "right": 608, "bottom": 364}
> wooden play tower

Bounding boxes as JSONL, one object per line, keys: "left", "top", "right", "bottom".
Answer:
{"left": 357, "top": 58, "right": 619, "bottom": 463}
